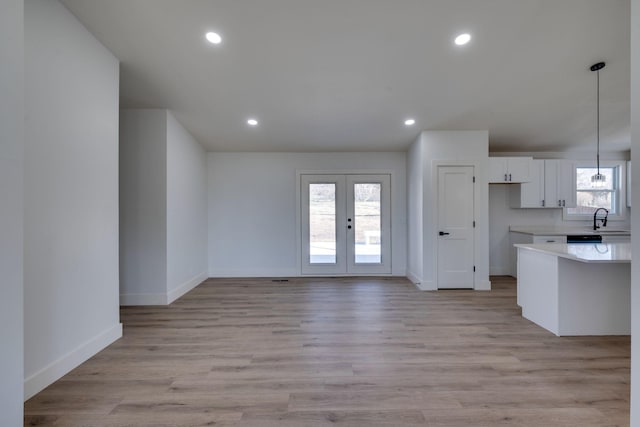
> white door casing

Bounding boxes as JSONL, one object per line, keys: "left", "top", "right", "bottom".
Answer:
{"left": 437, "top": 166, "right": 475, "bottom": 289}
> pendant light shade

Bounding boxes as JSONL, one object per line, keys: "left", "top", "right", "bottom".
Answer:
{"left": 590, "top": 62, "right": 606, "bottom": 185}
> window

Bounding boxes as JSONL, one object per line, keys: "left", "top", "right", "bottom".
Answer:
{"left": 565, "top": 162, "right": 625, "bottom": 219}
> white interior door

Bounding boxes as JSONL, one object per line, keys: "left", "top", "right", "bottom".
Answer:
{"left": 301, "top": 174, "right": 391, "bottom": 275}
{"left": 437, "top": 166, "right": 475, "bottom": 289}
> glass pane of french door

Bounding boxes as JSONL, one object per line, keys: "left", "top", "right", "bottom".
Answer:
{"left": 353, "top": 183, "right": 381, "bottom": 264}
{"left": 301, "top": 175, "right": 346, "bottom": 274}
{"left": 309, "top": 183, "right": 336, "bottom": 264}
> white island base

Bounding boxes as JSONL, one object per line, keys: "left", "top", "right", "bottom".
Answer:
{"left": 516, "top": 243, "right": 630, "bottom": 336}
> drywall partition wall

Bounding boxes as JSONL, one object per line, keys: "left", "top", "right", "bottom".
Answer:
{"left": 630, "top": 0, "right": 639, "bottom": 423}
{"left": 120, "top": 110, "right": 208, "bottom": 305}
{"left": 119, "top": 109, "right": 168, "bottom": 304}
{"left": 24, "top": 0, "right": 122, "bottom": 399}
{"left": 406, "top": 136, "right": 424, "bottom": 285}
{"left": 411, "top": 131, "right": 490, "bottom": 291}
{"left": 166, "top": 112, "right": 208, "bottom": 302}
{"left": 207, "top": 152, "right": 407, "bottom": 277}
{"left": 0, "top": 0, "right": 23, "bottom": 423}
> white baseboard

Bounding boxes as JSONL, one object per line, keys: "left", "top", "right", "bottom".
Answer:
{"left": 490, "top": 265, "right": 510, "bottom": 276}
{"left": 167, "top": 272, "right": 207, "bottom": 304}
{"left": 475, "top": 279, "right": 492, "bottom": 291}
{"left": 406, "top": 270, "right": 422, "bottom": 286}
{"left": 416, "top": 280, "right": 436, "bottom": 291}
{"left": 24, "top": 323, "right": 122, "bottom": 400}
{"left": 208, "top": 268, "right": 298, "bottom": 278}
{"left": 120, "top": 292, "right": 168, "bottom": 306}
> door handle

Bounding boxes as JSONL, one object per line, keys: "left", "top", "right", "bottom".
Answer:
{"left": 439, "top": 231, "right": 450, "bottom": 236}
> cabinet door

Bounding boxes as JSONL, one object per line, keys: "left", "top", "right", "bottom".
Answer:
{"left": 556, "top": 160, "right": 576, "bottom": 208}
{"left": 519, "top": 160, "right": 544, "bottom": 207}
{"left": 532, "top": 235, "right": 567, "bottom": 244}
{"left": 507, "top": 157, "right": 532, "bottom": 183}
{"left": 543, "top": 160, "right": 559, "bottom": 208}
{"left": 627, "top": 161, "right": 631, "bottom": 208}
{"left": 488, "top": 158, "right": 508, "bottom": 183}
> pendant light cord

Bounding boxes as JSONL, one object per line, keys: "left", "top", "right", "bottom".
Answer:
{"left": 596, "top": 68, "right": 600, "bottom": 176}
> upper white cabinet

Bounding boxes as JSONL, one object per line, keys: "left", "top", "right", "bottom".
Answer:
{"left": 510, "top": 159, "right": 576, "bottom": 209}
{"left": 509, "top": 160, "right": 544, "bottom": 207}
{"left": 489, "top": 157, "right": 532, "bottom": 183}
{"left": 553, "top": 159, "right": 576, "bottom": 208}
{"left": 627, "top": 161, "right": 631, "bottom": 208}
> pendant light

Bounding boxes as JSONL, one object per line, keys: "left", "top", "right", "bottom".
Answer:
{"left": 590, "top": 62, "right": 606, "bottom": 185}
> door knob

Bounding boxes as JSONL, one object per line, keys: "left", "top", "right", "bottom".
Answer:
{"left": 439, "top": 231, "right": 450, "bottom": 236}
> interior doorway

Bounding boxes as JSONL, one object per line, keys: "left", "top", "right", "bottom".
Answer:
{"left": 437, "top": 166, "right": 475, "bottom": 289}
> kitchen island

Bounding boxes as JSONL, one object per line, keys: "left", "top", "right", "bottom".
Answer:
{"left": 515, "top": 242, "right": 630, "bottom": 336}
{"left": 508, "top": 225, "right": 630, "bottom": 277}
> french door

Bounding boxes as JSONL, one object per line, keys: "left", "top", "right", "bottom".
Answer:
{"left": 301, "top": 174, "right": 391, "bottom": 275}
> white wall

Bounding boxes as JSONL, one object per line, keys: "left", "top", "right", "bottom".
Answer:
{"left": 24, "top": 0, "right": 122, "bottom": 399}
{"left": 407, "top": 131, "right": 490, "bottom": 291}
{"left": 207, "top": 152, "right": 407, "bottom": 277}
{"left": 120, "top": 109, "right": 168, "bottom": 303}
{"left": 120, "top": 109, "right": 207, "bottom": 304}
{"left": 406, "top": 136, "right": 424, "bottom": 283}
{"left": 488, "top": 153, "right": 631, "bottom": 275}
{"left": 0, "top": 0, "right": 23, "bottom": 423}
{"left": 166, "top": 112, "right": 208, "bottom": 301}
{"left": 630, "top": 0, "right": 639, "bottom": 423}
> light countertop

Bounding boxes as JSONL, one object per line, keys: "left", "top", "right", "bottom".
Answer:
{"left": 510, "top": 225, "right": 630, "bottom": 236}
{"left": 514, "top": 242, "right": 631, "bottom": 263}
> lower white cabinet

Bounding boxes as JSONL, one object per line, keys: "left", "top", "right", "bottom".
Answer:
{"left": 532, "top": 235, "right": 567, "bottom": 244}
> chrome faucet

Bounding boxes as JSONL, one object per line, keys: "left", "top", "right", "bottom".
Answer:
{"left": 593, "top": 208, "right": 609, "bottom": 230}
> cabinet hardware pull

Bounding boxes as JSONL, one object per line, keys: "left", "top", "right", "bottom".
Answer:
{"left": 504, "top": 173, "right": 507, "bottom": 181}
{"left": 509, "top": 173, "right": 512, "bottom": 181}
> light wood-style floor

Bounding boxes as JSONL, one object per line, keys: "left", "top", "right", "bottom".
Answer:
{"left": 25, "top": 276, "right": 630, "bottom": 426}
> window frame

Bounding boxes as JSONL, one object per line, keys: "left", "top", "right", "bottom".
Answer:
{"left": 563, "top": 160, "right": 627, "bottom": 221}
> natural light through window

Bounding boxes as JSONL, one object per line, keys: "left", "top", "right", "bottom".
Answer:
{"left": 566, "top": 166, "right": 619, "bottom": 216}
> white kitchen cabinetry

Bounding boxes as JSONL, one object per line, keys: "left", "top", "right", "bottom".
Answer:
{"left": 552, "top": 159, "right": 576, "bottom": 208}
{"left": 509, "top": 160, "right": 544, "bottom": 208}
{"left": 489, "top": 157, "right": 532, "bottom": 183}
{"left": 509, "top": 159, "right": 575, "bottom": 208}
{"left": 627, "top": 161, "right": 631, "bottom": 208}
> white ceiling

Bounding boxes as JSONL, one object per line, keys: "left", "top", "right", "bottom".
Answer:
{"left": 60, "top": 0, "right": 631, "bottom": 153}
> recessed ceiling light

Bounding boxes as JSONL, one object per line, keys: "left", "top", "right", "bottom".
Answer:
{"left": 247, "top": 118, "right": 258, "bottom": 126}
{"left": 454, "top": 33, "right": 471, "bottom": 46}
{"left": 404, "top": 119, "right": 416, "bottom": 126}
{"left": 205, "top": 32, "right": 222, "bottom": 44}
